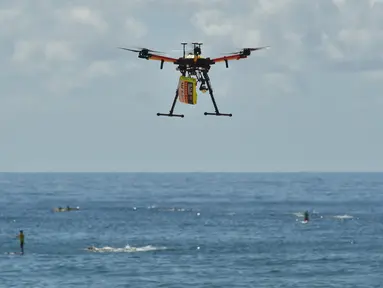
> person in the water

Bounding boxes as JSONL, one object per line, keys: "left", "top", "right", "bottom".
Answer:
{"left": 16, "top": 230, "right": 24, "bottom": 254}
{"left": 303, "top": 210, "right": 309, "bottom": 222}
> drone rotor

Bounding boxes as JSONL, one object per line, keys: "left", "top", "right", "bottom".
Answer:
{"left": 221, "top": 46, "right": 270, "bottom": 55}
{"left": 117, "top": 47, "right": 165, "bottom": 54}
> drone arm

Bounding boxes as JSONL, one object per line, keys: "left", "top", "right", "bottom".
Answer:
{"left": 146, "top": 54, "right": 178, "bottom": 70}
{"left": 149, "top": 54, "right": 178, "bottom": 63}
{"left": 211, "top": 54, "right": 245, "bottom": 68}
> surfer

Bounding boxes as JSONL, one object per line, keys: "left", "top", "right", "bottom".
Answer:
{"left": 16, "top": 230, "right": 24, "bottom": 254}
{"left": 303, "top": 210, "right": 309, "bottom": 222}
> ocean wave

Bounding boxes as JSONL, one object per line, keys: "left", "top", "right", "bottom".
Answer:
{"left": 85, "top": 244, "right": 166, "bottom": 253}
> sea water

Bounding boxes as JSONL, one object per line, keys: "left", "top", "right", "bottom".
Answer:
{"left": 0, "top": 172, "right": 382, "bottom": 287}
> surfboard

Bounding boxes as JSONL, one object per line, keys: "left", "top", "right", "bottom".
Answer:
{"left": 5, "top": 252, "right": 23, "bottom": 255}
{"left": 301, "top": 220, "right": 309, "bottom": 224}
{"left": 53, "top": 206, "right": 80, "bottom": 212}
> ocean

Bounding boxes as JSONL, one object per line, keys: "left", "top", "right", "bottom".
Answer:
{"left": 0, "top": 172, "right": 382, "bottom": 287}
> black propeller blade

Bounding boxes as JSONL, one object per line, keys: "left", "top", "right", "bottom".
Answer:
{"left": 221, "top": 46, "right": 270, "bottom": 55}
{"left": 118, "top": 47, "right": 141, "bottom": 53}
{"left": 134, "top": 47, "right": 165, "bottom": 54}
{"left": 245, "top": 46, "right": 270, "bottom": 51}
{"left": 117, "top": 47, "right": 165, "bottom": 54}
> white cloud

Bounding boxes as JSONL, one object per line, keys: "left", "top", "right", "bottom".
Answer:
{"left": 11, "top": 39, "right": 75, "bottom": 75}
{"left": 362, "top": 70, "right": 383, "bottom": 81}
{"left": 11, "top": 40, "right": 40, "bottom": 63}
{"left": 68, "top": 6, "right": 108, "bottom": 33}
{"left": 192, "top": 10, "right": 234, "bottom": 37}
{"left": 321, "top": 33, "right": 344, "bottom": 60}
{"left": 125, "top": 17, "right": 147, "bottom": 39}
{"left": 258, "top": 0, "right": 294, "bottom": 14}
{"left": 190, "top": 0, "right": 383, "bottom": 74}
{"left": 44, "top": 41, "right": 75, "bottom": 62}
{"left": 332, "top": 0, "right": 346, "bottom": 9}
{"left": 0, "top": 8, "right": 20, "bottom": 21}
{"left": 84, "top": 60, "right": 115, "bottom": 79}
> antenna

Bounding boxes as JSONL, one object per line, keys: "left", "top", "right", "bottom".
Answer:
{"left": 192, "top": 42, "right": 203, "bottom": 48}
{"left": 181, "top": 42, "right": 187, "bottom": 58}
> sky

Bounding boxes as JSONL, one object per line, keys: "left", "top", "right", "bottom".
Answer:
{"left": 0, "top": 0, "right": 382, "bottom": 172}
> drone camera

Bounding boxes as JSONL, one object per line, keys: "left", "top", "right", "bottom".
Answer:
{"left": 199, "top": 83, "right": 207, "bottom": 93}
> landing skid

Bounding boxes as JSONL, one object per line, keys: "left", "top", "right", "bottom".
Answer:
{"left": 157, "top": 113, "right": 184, "bottom": 118}
{"left": 204, "top": 112, "right": 232, "bottom": 117}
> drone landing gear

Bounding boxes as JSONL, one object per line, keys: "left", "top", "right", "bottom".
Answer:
{"left": 202, "top": 71, "right": 232, "bottom": 117}
{"left": 157, "top": 113, "right": 184, "bottom": 118}
{"left": 157, "top": 89, "right": 184, "bottom": 118}
{"left": 204, "top": 112, "right": 232, "bottom": 117}
{"left": 157, "top": 72, "right": 232, "bottom": 118}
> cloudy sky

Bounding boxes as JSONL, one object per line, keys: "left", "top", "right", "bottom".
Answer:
{"left": 0, "top": 0, "right": 382, "bottom": 172}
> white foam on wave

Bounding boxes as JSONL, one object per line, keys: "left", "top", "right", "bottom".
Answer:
{"left": 293, "top": 212, "right": 353, "bottom": 220}
{"left": 332, "top": 214, "right": 353, "bottom": 219}
{"left": 85, "top": 244, "right": 166, "bottom": 253}
{"left": 147, "top": 206, "right": 195, "bottom": 212}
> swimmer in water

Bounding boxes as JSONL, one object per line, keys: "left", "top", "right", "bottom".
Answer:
{"left": 16, "top": 230, "right": 24, "bottom": 254}
{"left": 87, "top": 246, "right": 97, "bottom": 251}
{"left": 304, "top": 210, "right": 309, "bottom": 222}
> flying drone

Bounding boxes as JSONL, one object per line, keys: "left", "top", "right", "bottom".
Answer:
{"left": 118, "top": 42, "right": 269, "bottom": 118}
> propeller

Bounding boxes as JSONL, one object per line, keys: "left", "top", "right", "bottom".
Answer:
{"left": 118, "top": 47, "right": 141, "bottom": 53}
{"left": 221, "top": 46, "right": 270, "bottom": 55}
{"left": 117, "top": 47, "right": 165, "bottom": 54}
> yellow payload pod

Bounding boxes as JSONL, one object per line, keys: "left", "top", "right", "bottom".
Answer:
{"left": 177, "top": 76, "right": 197, "bottom": 105}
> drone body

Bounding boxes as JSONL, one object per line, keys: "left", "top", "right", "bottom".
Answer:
{"left": 119, "top": 42, "right": 269, "bottom": 118}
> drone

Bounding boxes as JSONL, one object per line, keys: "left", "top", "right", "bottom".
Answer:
{"left": 118, "top": 42, "right": 269, "bottom": 118}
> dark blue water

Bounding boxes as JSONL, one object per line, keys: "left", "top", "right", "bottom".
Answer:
{"left": 0, "top": 172, "right": 382, "bottom": 287}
